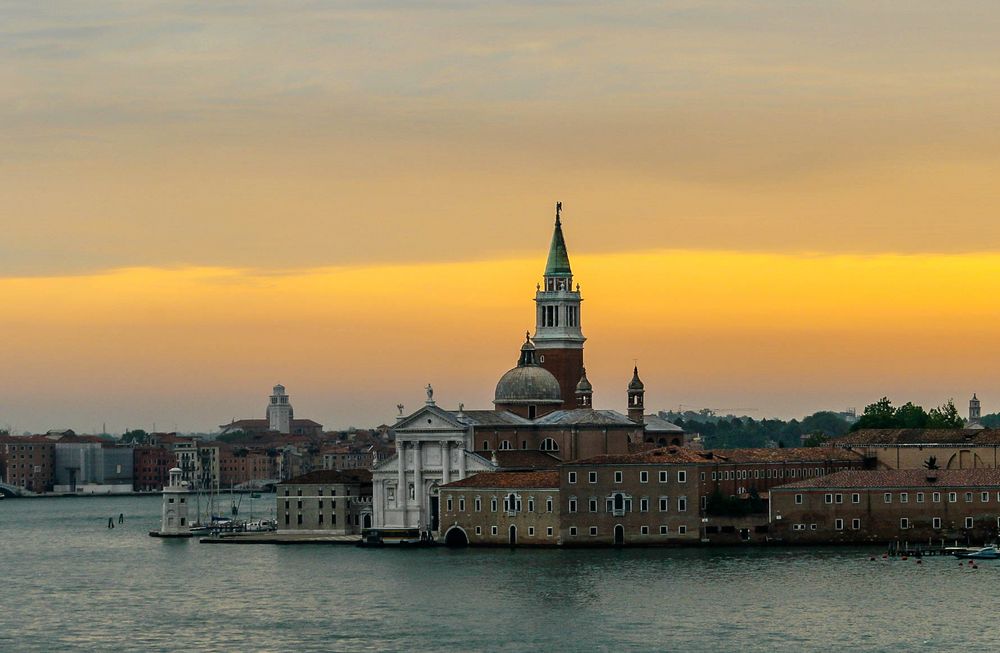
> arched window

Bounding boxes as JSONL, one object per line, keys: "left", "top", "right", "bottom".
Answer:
{"left": 482, "top": 441, "right": 489, "bottom": 450}
{"left": 540, "top": 438, "right": 560, "bottom": 452}
{"left": 499, "top": 440, "right": 512, "bottom": 450}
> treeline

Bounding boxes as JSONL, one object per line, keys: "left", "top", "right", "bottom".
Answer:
{"left": 663, "top": 410, "right": 851, "bottom": 449}
{"left": 848, "top": 397, "right": 965, "bottom": 431}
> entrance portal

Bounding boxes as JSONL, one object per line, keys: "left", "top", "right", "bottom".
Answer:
{"left": 444, "top": 527, "right": 469, "bottom": 547}
{"left": 614, "top": 524, "right": 625, "bottom": 546}
{"left": 509, "top": 525, "right": 517, "bottom": 545}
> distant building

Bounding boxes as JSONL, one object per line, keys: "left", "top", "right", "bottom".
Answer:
{"left": 133, "top": 446, "right": 171, "bottom": 492}
{"left": 219, "top": 384, "right": 323, "bottom": 437}
{"left": 832, "top": 429, "right": 1000, "bottom": 470}
{"left": 770, "top": 469, "right": 1000, "bottom": 544}
{"left": 968, "top": 394, "right": 984, "bottom": 429}
{"left": 0, "top": 436, "right": 56, "bottom": 493}
{"left": 277, "top": 469, "right": 373, "bottom": 534}
{"left": 53, "top": 435, "right": 133, "bottom": 494}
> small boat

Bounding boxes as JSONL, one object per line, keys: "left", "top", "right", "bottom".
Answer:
{"left": 955, "top": 546, "right": 1000, "bottom": 560}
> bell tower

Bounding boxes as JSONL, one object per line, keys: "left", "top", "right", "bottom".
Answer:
{"left": 627, "top": 366, "right": 645, "bottom": 424}
{"left": 533, "top": 202, "right": 586, "bottom": 409}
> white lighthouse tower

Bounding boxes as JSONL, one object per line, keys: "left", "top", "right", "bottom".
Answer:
{"left": 150, "top": 467, "right": 193, "bottom": 538}
{"left": 267, "top": 384, "right": 293, "bottom": 434}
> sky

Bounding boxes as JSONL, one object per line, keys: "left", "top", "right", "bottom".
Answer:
{"left": 3, "top": 1, "right": 1000, "bottom": 433}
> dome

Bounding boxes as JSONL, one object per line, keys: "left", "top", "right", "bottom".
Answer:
{"left": 575, "top": 368, "right": 593, "bottom": 393}
{"left": 494, "top": 365, "right": 563, "bottom": 405}
{"left": 628, "top": 366, "right": 644, "bottom": 391}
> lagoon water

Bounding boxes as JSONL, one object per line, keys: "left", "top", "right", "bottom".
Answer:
{"left": 0, "top": 494, "right": 996, "bottom": 652}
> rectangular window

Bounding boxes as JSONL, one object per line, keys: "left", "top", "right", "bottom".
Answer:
{"left": 982, "top": 492, "right": 990, "bottom": 503}
{"left": 446, "top": 496, "right": 453, "bottom": 512}
{"left": 933, "top": 492, "right": 941, "bottom": 503}
{"left": 900, "top": 493, "right": 908, "bottom": 504}
{"left": 589, "top": 472, "right": 598, "bottom": 484}
{"left": 491, "top": 497, "right": 498, "bottom": 512}
{"left": 640, "top": 526, "right": 649, "bottom": 535}
{"left": 614, "top": 471, "right": 623, "bottom": 483}
{"left": 640, "top": 497, "right": 649, "bottom": 512}
{"left": 834, "top": 519, "right": 844, "bottom": 530}
{"left": 852, "top": 519, "right": 860, "bottom": 530}
{"left": 640, "top": 471, "right": 648, "bottom": 483}
{"left": 472, "top": 497, "right": 478, "bottom": 512}
{"left": 916, "top": 492, "right": 924, "bottom": 503}
{"left": 824, "top": 493, "right": 833, "bottom": 504}
{"left": 678, "top": 497, "right": 687, "bottom": 512}
{"left": 711, "top": 472, "right": 717, "bottom": 481}
{"left": 965, "top": 517, "right": 974, "bottom": 529}
{"left": 677, "top": 471, "right": 687, "bottom": 483}
{"left": 964, "top": 492, "right": 973, "bottom": 503}
{"left": 835, "top": 493, "right": 843, "bottom": 504}
{"left": 659, "top": 471, "right": 668, "bottom": 483}
{"left": 528, "top": 498, "right": 535, "bottom": 512}
{"left": 883, "top": 493, "right": 891, "bottom": 504}
{"left": 569, "top": 527, "right": 578, "bottom": 536}
{"left": 900, "top": 518, "right": 909, "bottom": 529}
{"left": 678, "top": 525, "right": 687, "bottom": 535}
{"left": 476, "top": 526, "right": 482, "bottom": 535}
{"left": 546, "top": 497, "right": 553, "bottom": 512}
{"left": 588, "top": 498, "right": 598, "bottom": 512}
{"left": 297, "top": 514, "right": 303, "bottom": 525}
{"left": 932, "top": 517, "right": 941, "bottom": 529}
{"left": 589, "top": 527, "right": 598, "bottom": 536}
{"left": 569, "top": 498, "right": 577, "bottom": 513}
{"left": 491, "top": 526, "right": 497, "bottom": 535}
{"left": 659, "top": 525, "right": 668, "bottom": 534}
{"left": 528, "top": 527, "right": 535, "bottom": 536}
{"left": 568, "top": 472, "right": 577, "bottom": 484}
{"left": 659, "top": 497, "right": 669, "bottom": 512}
{"left": 948, "top": 492, "right": 957, "bottom": 503}
{"left": 795, "top": 494, "right": 803, "bottom": 505}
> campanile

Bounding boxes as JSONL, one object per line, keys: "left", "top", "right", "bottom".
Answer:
{"left": 533, "top": 202, "right": 586, "bottom": 409}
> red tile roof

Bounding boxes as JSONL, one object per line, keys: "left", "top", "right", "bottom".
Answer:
{"left": 441, "top": 470, "right": 559, "bottom": 489}
{"left": 774, "top": 469, "right": 1000, "bottom": 490}
{"left": 565, "top": 446, "right": 862, "bottom": 466}
{"left": 280, "top": 469, "right": 372, "bottom": 485}
{"left": 832, "top": 429, "right": 1000, "bottom": 446}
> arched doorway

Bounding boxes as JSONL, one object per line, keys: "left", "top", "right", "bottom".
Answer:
{"left": 614, "top": 524, "right": 625, "bottom": 546}
{"left": 362, "top": 513, "right": 372, "bottom": 529}
{"left": 509, "top": 525, "right": 517, "bottom": 545}
{"left": 444, "top": 527, "right": 468, "bottom": 547}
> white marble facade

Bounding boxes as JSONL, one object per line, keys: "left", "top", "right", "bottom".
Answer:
{"left": 372, "top": 400, "right": 495, "bottom": 534}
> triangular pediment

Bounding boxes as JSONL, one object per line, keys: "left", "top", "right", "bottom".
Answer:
{"left": 393, "top": 404, "right": 467, "bottom": 433}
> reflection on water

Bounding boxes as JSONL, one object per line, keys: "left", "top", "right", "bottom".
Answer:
{"left": 0, "top": 495, "right": 995, "bottom": 652}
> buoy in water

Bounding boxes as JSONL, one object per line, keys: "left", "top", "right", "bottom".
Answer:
{"left": 916, "top": 559, "right": 922, "bottom": 564}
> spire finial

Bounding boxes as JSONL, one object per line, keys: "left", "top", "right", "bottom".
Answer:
{"left": 555, "top": 201, "right": 562, "bottom": 226}
{"left": 525, "top": 330, "right": 531, "bottom": 343}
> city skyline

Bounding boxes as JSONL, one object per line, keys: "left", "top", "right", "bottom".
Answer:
{"left": 5, "top": 2, "right": 1000, "bottom": 431}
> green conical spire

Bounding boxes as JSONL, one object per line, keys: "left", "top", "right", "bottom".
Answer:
{"left": 544, "top": 202, "right": 573, "bottom": 276}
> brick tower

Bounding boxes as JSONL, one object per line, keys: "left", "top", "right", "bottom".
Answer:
{"left": 533, "top": 202, "right": 586, "bottom": 409}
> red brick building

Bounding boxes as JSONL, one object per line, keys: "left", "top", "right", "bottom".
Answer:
{"left": 133, "top": 446, "right": 172, "bottom": 492}
{"left": 771, "top": 469, "right": 1000, "bottom": 544}
{"left": 1, "top": 436, "right": 56, "bottom": 493}
{"left": 219, "top": 446, "right": 279, "bottom": 488}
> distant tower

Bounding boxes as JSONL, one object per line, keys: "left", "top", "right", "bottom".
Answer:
{"left": 970, "top": 394, "right": 982, "bottom": 425}
{"left": 267, "top": 384, "right": 294, "bottom": 434}
{"left": 627, "top": 366, "right": 645, "bottom": 424}
{"left": 533, "top": 202, "right": 586, "bottom": 408}
{"left": 158, "top": 467, "right": 191, "bottom": 536}
{"left": 575, "top": 368, "right": 593, "bottom": 408}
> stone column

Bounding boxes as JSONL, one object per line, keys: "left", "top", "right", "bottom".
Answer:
{"left": 458, "top": 440, "right": 466, "bottom": 479}
{"left": 441, "top": 441, "right": 451, "bottom": 486}
{"left": 397, "top": 439, "right": 406, "bottom": 525}
{"left": 413, "top": 442, "right": 423, "bottom": 529}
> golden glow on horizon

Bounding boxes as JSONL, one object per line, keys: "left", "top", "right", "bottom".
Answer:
{"left": 4, "top": 250, "right": 1000, "bottom": 431}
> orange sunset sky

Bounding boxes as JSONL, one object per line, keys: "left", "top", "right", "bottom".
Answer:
{"left": 4, "top": 2, "right": 1000, "bottom": 433}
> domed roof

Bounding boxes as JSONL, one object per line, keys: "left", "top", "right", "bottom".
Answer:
{"left": 495, "top": 365, "right": 563, "bottom": 405}
{"left": 575, "top": 368, "right": 593, "bottom": 393}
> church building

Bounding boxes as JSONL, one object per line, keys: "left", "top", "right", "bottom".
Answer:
{"left": 368, "top": 203, "right": 683, "bottom": 542}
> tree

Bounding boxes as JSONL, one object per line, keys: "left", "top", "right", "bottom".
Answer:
{"left": 922, "top": 455, "right": 940, "bottom": 470}
{"left": 851, "top": 397, "right": 897, "bottom": 431}
{"left": 121, "top": 429, "right": 149, "bottom": 444}
{"left": 894, "top": 402, "right": 929, "bottom": 429}
{"left": 802, "top": 433, "right": 830, "bottom": 448}
{"left": 927, "top": 400, "right": 964, "bottom": 429}
{"left": 800, "top": 412, "right": 850, "bottom": 437}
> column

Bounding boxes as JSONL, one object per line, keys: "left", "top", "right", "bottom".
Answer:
{"left": 413, "top": 442, "right": 423, "bottom": 529}
{"left": 441, "top": 441, "right": 451, "bottom": 486}
{"left": 397, "top": 440, "right": 406, "bottom": 525}
{"left": 458, "top": 440, "right": 466, "bottom": 480}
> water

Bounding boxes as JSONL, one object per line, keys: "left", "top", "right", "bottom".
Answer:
{"left": 0, "top": 495, "right": 994, "bottom": 652}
